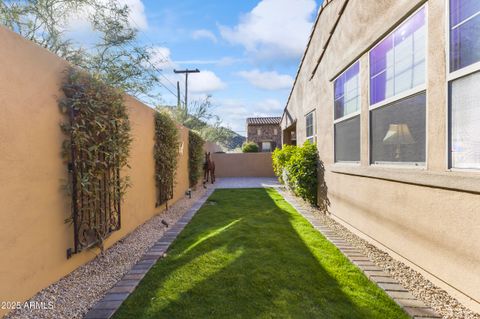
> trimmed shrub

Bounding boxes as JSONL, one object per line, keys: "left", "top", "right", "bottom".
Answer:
{"left": 285, "top": 142, "right": 319, "bottom": 205}
{"left": 242, "top": 141, "right": 259, "bottom": 153}
{"left": 188, "top": 130, "right": 205, "bottom": 187}
{"left": 272, "top": 141, "right": 329, "bottom": 210}
{"left": 272, "top": 145, "right": 296, "bottom": 184}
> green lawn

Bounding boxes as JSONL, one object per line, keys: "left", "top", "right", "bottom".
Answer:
{"left": 113, "top": 188, "right": 408, "bottom": 319}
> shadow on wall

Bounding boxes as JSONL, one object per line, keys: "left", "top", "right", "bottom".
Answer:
{"left": 318, "top": 159, "right": 330, "bottom": 214}
{"left": 273, "top": 143, "right": 330, "bottom": 210}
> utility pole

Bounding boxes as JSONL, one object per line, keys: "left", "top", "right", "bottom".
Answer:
{"left": 174, "top": 68, "right": 200, "bottom": 108}
{"left": 176, "top": 81, "right": 180, "bottom": 108}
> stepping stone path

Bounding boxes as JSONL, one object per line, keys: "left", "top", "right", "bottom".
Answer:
{"left": 84, "top": 188, "right": 214, "bottom": 319}
{"left": 276, "top": 187, "right": 441, "bottom": 319}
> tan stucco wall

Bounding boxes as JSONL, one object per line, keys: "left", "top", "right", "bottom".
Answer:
{"left": 283, "top": 0, "right": 480, "bottom": 312}
{"left": 0, "top": 27, "right": 189, "bottom": 317}
{"left": 212, "top": 153, "right": 275, "bottom": 177}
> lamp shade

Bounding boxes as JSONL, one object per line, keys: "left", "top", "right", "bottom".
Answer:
{"left": 383, "top": 124, "right": 415, "bottom": 145}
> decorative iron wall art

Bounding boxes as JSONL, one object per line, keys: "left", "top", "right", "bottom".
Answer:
{"left": 60, "top": 69, "right": 132, "bottom": 257}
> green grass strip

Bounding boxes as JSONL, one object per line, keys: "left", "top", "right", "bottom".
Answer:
{"left": 113, "top": 188, "right": 408, "bottom": 319}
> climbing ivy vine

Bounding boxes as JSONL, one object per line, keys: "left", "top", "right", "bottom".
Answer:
{"left": 188, "top": 130, "right": 205, "bottom": 187}
{"left": 59, "top": 68, "right": 132, "bottom": 254}
{"left": 154, "top": 111, "right": 180, "bottom": 207}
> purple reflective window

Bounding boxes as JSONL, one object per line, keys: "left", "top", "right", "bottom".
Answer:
{"left": 450, "top": 0, "right": 480, "bottom": 72}
{"left": 450, "top": 0, "right": 480, "bottom": 26}
{"left": 334, "top": 62, "right": 360, "bottom": 120}
{"left": 370, "top": 8, "right": 426, "bottom": 105}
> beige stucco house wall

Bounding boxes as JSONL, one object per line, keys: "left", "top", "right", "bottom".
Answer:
{"left": 281, "top": 0, "right": 480, "bottom": 312}
{"left": 0, "top": 26, "right": 190, "bottom": 317}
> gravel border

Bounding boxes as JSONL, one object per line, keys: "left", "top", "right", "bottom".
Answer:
{"left": 276, "top": 187, "right": 479, "bottom": 319}
{"left": 5, "top": 186, "right": 209, "bottom": 319}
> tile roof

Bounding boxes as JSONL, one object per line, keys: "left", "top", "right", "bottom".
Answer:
{"left": 246, "top": 117, "right": 282, "bottom": 125}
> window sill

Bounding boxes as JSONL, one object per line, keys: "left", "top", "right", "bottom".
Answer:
{"left": 328, "top": 164, "right": 480, "bottom": 194}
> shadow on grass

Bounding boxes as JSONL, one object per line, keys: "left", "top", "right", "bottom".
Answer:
{"left": 113, "top": 188, "right": 408, "bottom": 319}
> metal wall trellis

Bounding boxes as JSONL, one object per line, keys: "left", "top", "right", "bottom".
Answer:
{"left": 67, "top": 108, "right": 121, "bottom": 258}
{"left": 156, "top": 180, "right": 174, "bottom": 208}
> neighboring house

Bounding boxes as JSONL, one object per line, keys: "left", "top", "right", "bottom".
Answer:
{"left": 280, "top": 0, "right": 480, "bottom": 312}
{"left": 246, "top": 117, "right": 282, "bottom": 152}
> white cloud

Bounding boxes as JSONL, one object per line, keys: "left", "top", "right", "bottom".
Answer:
{"left": 64, "top": 0, "right": 148, "bottom": 45}
{"left": 189, "top": 71, "right": 226, "bottom": 93}
{"left": 174, "top": 57, "right": 245, "bottom": 66}
{"left": 149, "top": 46, "right": 177, "bottom": 70}
{"left": 120, "top": 0, "right": 148, "bottom": 30}
{"left": 237, "top": 69, "right": 293, "bottom": 90}
{"left": 219, "top": 0, "right": 316, "bottom": 61}
{"left": 255, "top": 99, "right": 283, "bottom": 112}
{"left": 147, "top": 52, "right": 225, "bottom": 97}
{"left": 192, "top": 29, "right": 218, "bottom": 43}
{"left": 211, "top": 98, "right": 283, "bottom": 134}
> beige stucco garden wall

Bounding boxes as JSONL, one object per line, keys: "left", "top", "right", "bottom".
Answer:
{"left": 282, "top": 0, "right": 480, "bottom": 312}
{"left": 0, "top": 27, "right": 189, "bottom": 317}
{"left": 212, "top": 153, "right": 275, "bottom": 177}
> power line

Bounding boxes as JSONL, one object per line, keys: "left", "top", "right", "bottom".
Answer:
{"left": 174, "top": 68, "right": 200, "bottom": 109}
{"left": 127, "top": 18, "right": 187, "bottom": 102}
{"left": 97, "top": 19, "right": 179, "bottom": 100}
{"left": 74, "top": 19, "right": 179, "bottom": 101}
{"left": 96, "top": 38, "right": 179, "bottom": 100}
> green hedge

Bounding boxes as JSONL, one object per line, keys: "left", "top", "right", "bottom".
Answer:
{"left": 154, "top": 111, "right": 180, "bottom": 206}
{"left": 272, "top": 142, "right": 329, "bottom": 210}
{"left": 188, "top": 130, "right": 205, "bottom": 187}
{"left": 242, "top": 141, "right": 259, "bottom": 153}
{"left": 272, "top": 144, "right": 296, "bottom": 183}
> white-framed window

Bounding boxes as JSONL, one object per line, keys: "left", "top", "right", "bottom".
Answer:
{"left": 369, "top": 6, "right": 427, "bottom": 165}
{"left": 305, "top": 111, "right": 315, "bottom": 143}
{"left": 274, "top": 128, "right": 278, "bottom": 135}
{"left": 334, "top": 61, "right": 360, "bottom": 163}
{"left": 262, "top": 142, "right": 272, "bottom": 152}
{"left": 449, "top": 0, "right": 480, "bottom": 73}
{"left": 257, "top": 128, "right": 262, "bottom": 136}
{"left": 448, "top": 0, "right": 480, "bottom": 170}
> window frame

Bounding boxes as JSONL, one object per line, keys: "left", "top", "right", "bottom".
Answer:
{"left": 369, "top": 5, "right": 428, "bottom": 111}
{"left": 447, "top": 0, "right": 480, "bottom": 80}
{"left": 446, "top": 0, "right": 480, "bottom": 171}
{"left": 333, "top": 60, "right": 361, "bottom": 164}
{"left": 368, "top": 4, "right": 428, "bottom": 168}
{"left": 261, "top": 141, "right": 272, "bottom": 152}
{"left": 305, "top": 110, "right": 316, "bottom": 143}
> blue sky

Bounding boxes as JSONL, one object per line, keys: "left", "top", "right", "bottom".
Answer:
{"left": 103, "top": 0, "right": 321, "bottom": 135}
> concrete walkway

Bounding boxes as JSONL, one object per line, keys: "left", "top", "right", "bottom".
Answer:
{"left": 214, "top": 177, "right": 280, "bottom": 189}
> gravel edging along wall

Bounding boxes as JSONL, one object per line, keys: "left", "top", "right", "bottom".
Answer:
{"left": 276, "top": 187, "right": 480, "bottom": 319}
{"left": 5, "top": 186, "right": 211, "bottom": 319}
{"left": 83, "top": 188, "right": 214, "bottom": 319}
